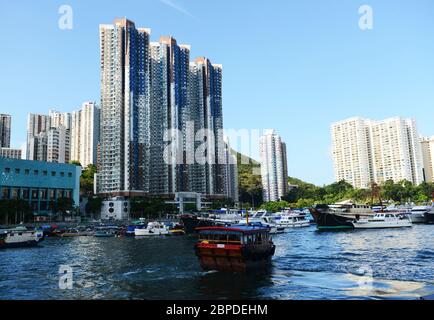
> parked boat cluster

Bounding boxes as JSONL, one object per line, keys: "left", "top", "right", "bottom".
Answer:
{"left": 309, "top": 200, "right": 434, "bottom": 231}
{"left": 2, "top": 202, "right": 434, "bottom": 251}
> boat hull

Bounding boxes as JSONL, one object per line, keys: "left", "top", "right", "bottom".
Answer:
{"left": 195, "top": 243, "right": 275, "bottom": 273}
{"left": 316, "top": 212, "right": 354, "bottom": 230}
{"left": 278, "top": 222, "right": 311, "bottom": 228}
{"left": 0, "top": 240, "right": 40, "bottom": 249}
{"left": 425, "top": 212, "right": 434, "bottom": 224}
{"left": 411, "top": 214, "right": 427, "bottom": 224}
{"left": 352, "top": 222, "right": 412, "bottom": 229}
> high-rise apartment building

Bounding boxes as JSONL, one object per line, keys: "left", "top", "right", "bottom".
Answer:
{"left": 0, "top": 148, "right": 22, "bottom": 159}
{"left": 0, "top": 114, "right": 11, "bottom": 148}
{"left": 259, "top": 130, "right": 288, "bottom": 202}
{"left": 49, "top": 110, "right": 71, "bottom": 130}
{"left": 148, "top": 37, "right": 191, "bottom": 194}
{"left": 26, "top": 114, "right": 50, "bottom": 159}
{"left": 28, "top": 126, "right": 70, "bottom": 163}
{"left": 71, "top": 102, "right": 100, "bottom": 168}
{"left": 331, "top": 117, "right": 424, "bottom": 188}
{"left": 331, "top": 117, "right": 373, "bottom": 189}
{"left": 223, "top": 138, "right": 239, "bottom": 203}
{"left": 27, "top": 111, "right": 71, "bottom": 163}
{"left": 98, "top": 18, "right": 228, "bottom": 199}
{"left": 99, "top": 19, "right": 151, "bottom": 193}
{"left": 421, "top": 136, "right": 434, "bottom": 183}
{"left": 187, "top": 57, "right": 225, "bottom": 196}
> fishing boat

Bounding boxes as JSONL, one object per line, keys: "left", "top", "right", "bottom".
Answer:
{"left": 181, "top": 210, "right": 241, "bottom": 234}
{"left": 0, "top": 227, "right": 44, "bottom": 249}
{"left": 309, "top": 201, "right": 375, "bottom": 231}
{"left": 135, "top": 222, "right": 170, "bottom": 236}
{"left": 180, "top": 213, "right": 218, "bottom": 234}
{"left": 351, "top": 212, "right": 412, "bottom": 229}
{"left": 194, "top": 225, "right": 275, "bottom": 272}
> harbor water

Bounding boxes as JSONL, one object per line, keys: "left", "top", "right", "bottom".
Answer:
{"left": 1, "top": 224, "right": 434, "bottom": 300}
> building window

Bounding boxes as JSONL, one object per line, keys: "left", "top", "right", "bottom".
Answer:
{"left": 15, "top": 169, "right": 20, "bottom": 174}
{"left": 68, "top": 172, "right": 72, "bottom": 178}
{"left": 34, "top": 170, "right": 39, "bottom": 176}
{"left": 60, "top": 172, "right": 65, "bottom": 177}
{"left": 43, "top": 171, "right": 48, "bottom": 176}
{"left": 2, "top": 188, "right": 10, "bottom": 199}
{"left": 25, "top": 169, "right": 30, "bottom": 175}
{"left": 11, "top": 188, "right": 20, "bottom": 199}
{"left": 40, "top": 189, "right": 48, "bottom": 200}
{"left": 51, "top": 171, "right": 56, "bottom": 176}
{"left": 4, "top": 168, "right": 11, "bottom": 173}
{"left": 22, "top": 189, "right": 30, "bottom": 199}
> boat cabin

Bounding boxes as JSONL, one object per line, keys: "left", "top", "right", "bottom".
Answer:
{"left": 196, "top": 226, "right": 271, "bottom": 246}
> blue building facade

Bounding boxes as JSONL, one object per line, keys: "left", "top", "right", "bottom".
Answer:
{"left": 0, "top": 158, "right": 81, "bottom": 216}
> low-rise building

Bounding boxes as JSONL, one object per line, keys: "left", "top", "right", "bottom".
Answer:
{"left": 0, "top": 158, "right": 81, "bottom": 217}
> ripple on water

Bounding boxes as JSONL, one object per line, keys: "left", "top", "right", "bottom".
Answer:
{"left": 1, "top": 225, "right": 434, "bottom": 299}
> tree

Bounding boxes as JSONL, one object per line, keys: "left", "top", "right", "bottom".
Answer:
{"left": 0, "top": 199, "right": 32, "bottom": 225}
{"left": 80, "top": 164, "right": 97, "bottom": 196}
{"left": 130, "top": 197, "right": 175, "bottom": 219}
{"left": 85, "top": 196, "right": 103, "bottom": 219}
{"left": 210, "top": 198, "right": 234, "bottom": 210}
{"left": 56, "top": 197, "right": 75, "bottom": 220}
{"left": 260, "top": 201, "right": 290, "bottom": 212}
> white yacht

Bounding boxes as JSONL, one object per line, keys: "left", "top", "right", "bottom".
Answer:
{"left": 276, "top": 211, "right": 310, "bottom": 228}
{"left": 0, "top": 226, "right": 44, "bottom": 249}
{"left": 135, "top": 222, "right": 170, "bottom": 236}
{"left": 351, "top": 212, "right": 412, "bottom": 229}
{"left": 238, "top": 211, "right": 285, "bottom": 234}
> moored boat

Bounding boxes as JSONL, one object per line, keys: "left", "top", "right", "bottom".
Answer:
{"left": 180, "top": 213, "right": 218, "bottom": 234}
{"left": 310, "top": 201, "right": 375, "bottom": 231}
{"left": 135, "top": 222, "right": 170, "bottom": 236}
{"left": 194, "top": 225, "right": 275, "bottom": 272}
{"left": 0, "top": 227, "right": 44, "bottom": 249}
{"left": 276, "top": 211, "right": 310, "bottom": 228}
{"left": 351, "top": 212, "right": 412, "bottom": 229}
{"left": 94, "top": 230, "right": 115, "bottom": 237}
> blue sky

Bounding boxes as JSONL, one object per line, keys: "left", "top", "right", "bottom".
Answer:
{"left": 1, "top": 0, "right": 434, "bottom": 186}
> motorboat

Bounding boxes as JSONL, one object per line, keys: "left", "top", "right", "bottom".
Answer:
{"left": 276, "top": 211, "right": 310, "bottom": 228}
{"left": 237, "top": 211, "right": 285, "bottom": 234}
{"left": 0, "top": 226, "right": 44, "bottom": 249}
{"left": 135, "top": 222, "right": 170, "bottom": 236}
{"left": 351, "top": 212, "right": 412, "bottom": 229}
